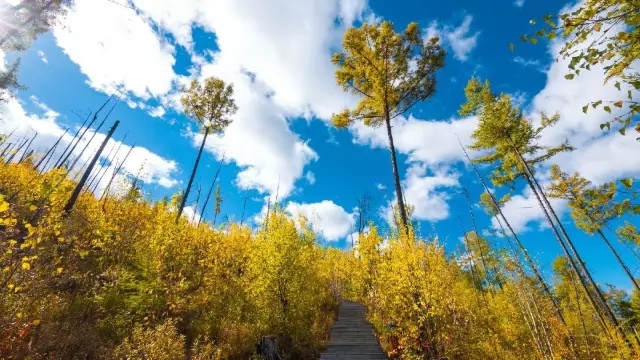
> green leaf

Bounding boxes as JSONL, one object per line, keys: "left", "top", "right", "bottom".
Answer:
{"left": 604, "top": 105, "right": 611, "bottom": 113}
{"left": 600, "top": 122, "right": 611, "bottom": 131}
{"left": 509, "top": 43, "right": 514, "bottom": 52}
{"left": 582, "top": 105, "right": 589, "bottom": 114}
{"left": 615, "top": 82, "right": 621, "bottom": 90}
{"left": 621, "top": 178, "right": 634, "bottom": 190}
{"left": 564, "top": 73, "right": 575, "bottom": 80}
{"left": 529, "top": 37, "right": 538, "bottom": 45}
{"left": 592, "top": 100, "right": 603, "bottom": 108}
{"left": 619, "top": 127, "right": 626, "bottom": 135}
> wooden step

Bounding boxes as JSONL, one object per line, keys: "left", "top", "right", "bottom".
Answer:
{"left": 320, "top": 301, "right": 387, "bottom": 360}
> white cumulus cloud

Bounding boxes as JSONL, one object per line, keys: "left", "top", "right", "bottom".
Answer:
{"left": 286, "top": 200, "right": 355, "bottom": 241}
{"left": 424, "top": 15, "right": 479, "bottom": 62}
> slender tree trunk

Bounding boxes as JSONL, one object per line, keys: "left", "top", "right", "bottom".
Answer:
{"left": 6, "top": 136, "right": 29, "bottom": 163}
{"left": 64, "top": 121, "right": 119, "bottom": 214}
{"left": 522, "top": 172, "right": 613, "bottom": 334}
{"left": 240, "top": 192, "right": 248, "bottom": 226}
{"left": 513, "top": 149, "right": 632, "bottom": 346}
{"left": 383, "top": 110, "right": 408, "bottom": 232}
{"left": 0, "top": 142, "right": 13, "bottom": 159}
{"left": 35, "top": 128, "right": 67, "bottom": 171}
{"left": 515, "top": 150, "right": 622, "bottom": 324}
{"left": 18, "top": 132, "right": 37, "bottom": 163}
{"left": 176, "top": 128, "right": 209, "bottom": 222}
{"left": 457, "top": 138, "right": 569, "bottom": 323}
{"left": 100, "top": 144, "right": 135, "bottom": 205}
{"left": 462, "top": 186, "right": 503, "bottom": 291}
{"left": 87, "top": 133, "right": 126, "bottom": 193}
{"left": 198, "top": 155, "right": 224, "bottom": 226}
{"left": 597, "top": 229, "right": 640, "bottom": 293}
{"left": 56, "top": 96, "right": 112, "bottom": 169}
{"left": 464, "top": 238, "right": 486, "bottom": 304}
{"left": 0, "top": 127, "right": 17, "bottom": 148}
{"left": 68, "top": 117, "right": 107, "bottom": 172}
{"left": 55, "top": 111, "right": 91, "bottom": 168}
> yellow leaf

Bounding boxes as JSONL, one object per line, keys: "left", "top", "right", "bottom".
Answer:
{"left": 8, "top": 284, "right": 14, "bottom": 290}
{"left": 22, "top": 262, "right": 31, "bottom": 270}
{"left": 57, "top": 267, "right": 63, "bottom": 274}
{"left": 593, "top": 23, "right": 602, "bottom": 32}
{"left": 29, "top": 205, "right": 37, "bottom": 211}
{"left": 0, "top": 201, "right": 9, "bottom": 212}
{"left": 32, "top": 319, "right": 40, "bottom": 325}
{"left": 613, "top": 101, "right": 623, "bottom": 108}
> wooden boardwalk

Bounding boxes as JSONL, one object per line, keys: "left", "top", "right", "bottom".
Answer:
{"left": 320, "top": 301, "right": 387, "bottom": 360}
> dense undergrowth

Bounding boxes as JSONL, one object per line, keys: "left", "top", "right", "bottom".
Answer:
{"left": 0, "top": 160, "right": 341, "bottom": 359}
{"left": 1, "top": 159, "right": 639, "bottom": 359}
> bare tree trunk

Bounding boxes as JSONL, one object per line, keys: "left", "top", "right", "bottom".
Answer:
{"left": 6, "top": 136, "right": 29, "bottom": 163}
{"left": 63, "top": 121, "right": 119, "bottom": 214}
{"left": 513, "top": 148, "right": 627, "bottom": 345}
{"left": 18, "top": 132, "right": 37, "bottom": 163}
{"left": 597, "top": 229, "right": 640, "bottom": 292}
{"left": 68, "top": 117, "right": 107, "bottom": 172}
{"left": 383, "top": 112, "right": 408, "bottom": 233}
{"left": 56, "top": 96, "right": 112, "bottom": 169}
{"left": 35, "top": 128, "right": 67, "bottom": 171}
{"left": 197, "top": 154, "right": 224, "bottom": 226}
{"left": 462, "top": 186, "right": 504, "bottom": 291}
{"left": 176, "top": 128, "right": 209, "bottom": 222}
{"left": 87, "top": 133, "right": 127, "bottom": 193}
{"left": 457, "top": 138, "right": 568, "bottom": 321}
{"left": 100, "top": 144, "right": 135, "bottom": 205}
{"left": 240, "top": 192, "right": 248, "bottom": 226}
{"left": 55, "top": 110, "right": 91, "bottom": 168}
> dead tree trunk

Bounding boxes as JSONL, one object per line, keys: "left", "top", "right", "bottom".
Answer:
{"left": 63, "top": 120, "right": 119, "bottom": 214}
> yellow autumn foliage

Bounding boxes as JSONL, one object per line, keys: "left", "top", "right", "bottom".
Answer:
{"left": 0, "top": 159, "right": 634, "bottom": 359}
{"left": 0, "top": 161, "right": 344, "bottom": 359}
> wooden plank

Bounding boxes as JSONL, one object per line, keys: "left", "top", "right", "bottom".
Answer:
{"left": 320, "top": 301, "right": 387, "bottom": 360}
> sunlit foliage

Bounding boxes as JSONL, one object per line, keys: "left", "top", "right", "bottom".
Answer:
{"left": 0, "top": 161, "right": 341, "bottom": 359}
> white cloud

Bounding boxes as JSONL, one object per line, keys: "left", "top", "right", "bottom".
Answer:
{"left": 130, "top": 0, "right": 364, "bottom": 119}
{"left": 486, "top": 12, "right": 640, "bottom": 232}
{"left": 53, "top": 0, "right": 178, "bottom": 100}
{"left": 402, "top": 165, "right": 460, "bottom": 222}
{"left": 424, "top": 15, "right": 479, "bottom": 62}
{"left": 285, "top": 200, "right": 355, "bottom": 241}
{"left": 492, "top": 187, "right": 566, "bottom": 233}
{"left": 513, "top": 56, "right": 542, "bottom": 70}
{"left": 0, "top": 97, "right": 179, "bottom": 194}
{"left": 105, "top": 0, "right": 370, "bottom": 201}
{"left": 351, "top": 115, "right": 478, "bottom": 166}
{"left": 192, "top": 60, "right": 318, "bottom": 200}
{"left": 376, "top": 183, "right": 387, "bottom": 190}
{"left": 349, "top": 113, "right": 477, "bottom": 226}
{"left": 513, "top": 0, "right": 525, "bottom": 7}
{"left": 149, "top": 106, "right": 166, "bottom": 118}
{"left": 182, "top": 205, "right": 202, "bottom": 224}
{"left": 305, "top": 171, "right": 316, "bottom": 185}
{"left": 37, "top": 51, "right": 48, "bottom": 64}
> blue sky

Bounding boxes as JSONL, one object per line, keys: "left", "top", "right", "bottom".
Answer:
{"left": 1, "top": 0, "right": 639, "bottom": 291}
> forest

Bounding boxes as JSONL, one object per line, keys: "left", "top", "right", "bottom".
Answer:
{"left": 1, "top": 0, "right": 640, "bottom": 359}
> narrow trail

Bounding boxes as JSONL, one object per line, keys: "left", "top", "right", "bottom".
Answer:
{"left": 320, "top": 301, "right": 387, "bottom": 360}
